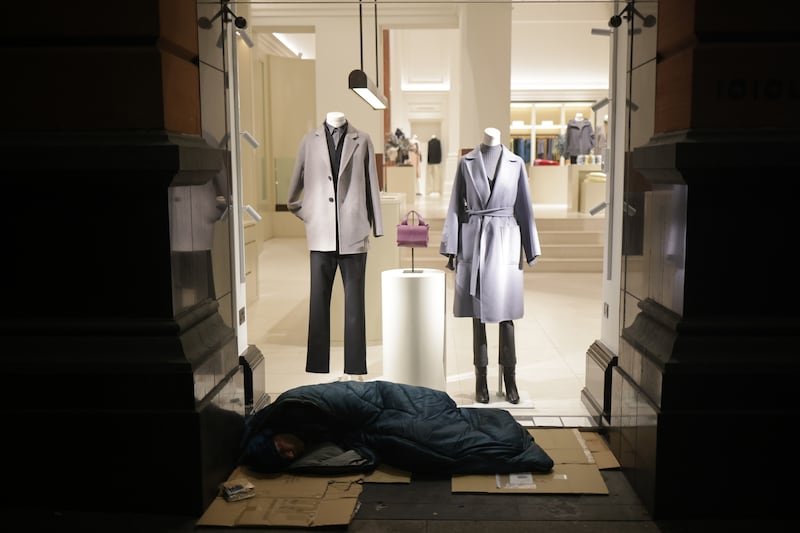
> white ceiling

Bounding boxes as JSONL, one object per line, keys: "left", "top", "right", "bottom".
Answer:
{"left": 272, "top": 33, "right": 316, "bottom": 59}
{"left": 245, "top": 1, "right": 615, "bottom": 97}
{"left": 257, "top": 1, "right": 617, "bottom": 61}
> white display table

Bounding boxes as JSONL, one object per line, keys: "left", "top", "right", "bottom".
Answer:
{"left": 579, "top": 172, "right": 607, "bottom": 213}
{"left": 529, "top": 164, "right": 568, "bottom": 205}
{"left": 381, "top": 268, "right": 446, "bottom": 390}
{"left": 567, "top": 163, "right": 603, "bottom": 212}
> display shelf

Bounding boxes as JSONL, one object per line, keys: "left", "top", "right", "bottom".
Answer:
{"left": 509, "top": 101, "right": 598, "bottom": 164}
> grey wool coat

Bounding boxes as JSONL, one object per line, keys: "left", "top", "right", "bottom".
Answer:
{"left": 287, "top": 123, "right": 384, "bottom": 253}
{"left": 439, "top": 145, "right": 541, "bottom": 323}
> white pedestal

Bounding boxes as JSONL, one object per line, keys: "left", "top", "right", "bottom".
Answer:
{"left": 381, "top": 268, "right": 446, "bottom": 390}
{"left": 567, "top": 163, "right": 603, "bottom": 212}
{"left": 579, "top": 172, "right": 607, "bottom": 213}
{"left": 331, "top": 194, "right": 405, "bottom": 342}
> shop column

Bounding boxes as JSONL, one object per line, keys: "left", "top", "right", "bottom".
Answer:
{"left": 0, "top": 0, "right": 245, "bottom": 516}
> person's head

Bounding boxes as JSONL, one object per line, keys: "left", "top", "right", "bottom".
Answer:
{"left": 273, "top": 433, "right": 305, "bottom": 461}
{"left": 241, "top": 429, "right": 306, "bottom": 472}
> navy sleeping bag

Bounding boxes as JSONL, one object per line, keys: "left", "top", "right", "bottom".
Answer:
{"left": 239, "top": 380, "right": 554, "bottom": 475}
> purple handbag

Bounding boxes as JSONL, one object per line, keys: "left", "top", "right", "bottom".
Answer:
{"left": 396, "top": 210, "right": 429, "bottom": 248}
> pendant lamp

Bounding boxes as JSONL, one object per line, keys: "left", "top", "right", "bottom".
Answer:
{"left": 349, "top": 0, "right": 387, "bottom": 110}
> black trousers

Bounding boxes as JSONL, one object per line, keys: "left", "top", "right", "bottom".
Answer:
{"left": 472, "top": 319, "right": 516, "bottom": 368}
{"left": 306, "top": 251, "right": 368, "bottom": 375}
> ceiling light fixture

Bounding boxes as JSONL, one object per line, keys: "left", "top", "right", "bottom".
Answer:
{"left": 591, "top": 97, "right": 609, "bottom": 112}
{"left": 349, "top": 0, "right": 387, "bottom": 110}
{"left": 235, "top": 28, "right": 254, "bottom": 49}
{"left": 591, "top": 97, "right": 639, "bottom": 113}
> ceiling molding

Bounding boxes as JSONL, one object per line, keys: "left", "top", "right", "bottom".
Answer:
{"left": 256, "top": 33, "right": 300, "bottom": 58}
{"left": 511, "top": 88, "right": 608, "bottom": 102}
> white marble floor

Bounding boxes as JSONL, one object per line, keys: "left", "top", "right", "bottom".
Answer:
{"left": 246, "top": 200, "right": 603, "bottom": 424}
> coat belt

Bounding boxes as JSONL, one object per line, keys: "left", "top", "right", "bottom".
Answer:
{"left": 466, "top": 206, "right": 514, "bottom": 297}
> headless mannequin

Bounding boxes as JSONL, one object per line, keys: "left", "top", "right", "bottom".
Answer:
{"left": 566, "top": 113, "right": 592, "bottom": 163}
{"left": 472, "top": 127, "right": 520, "bottom": 404}
{"left": 426, "top": 135, "right": 443, "bottom": 195}
{"left": 310, "top": 110, "right": 367, "bottom": 380}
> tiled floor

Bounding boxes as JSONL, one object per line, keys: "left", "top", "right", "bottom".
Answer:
{"left": 247, "top": 196, "right": 603, "bottom": 427}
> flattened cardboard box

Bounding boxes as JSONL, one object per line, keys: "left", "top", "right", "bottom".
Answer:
{"left": 580, "top": 430, "right": 620, "bottom": 470}
{"left": 451, "top": 428, "right": 610, "bottom": 495}
{"left": 197, "top": 465, "right": 411, "bottom": 528}
{"left": 196, "top": 466, "right": 362, "bottom": 528}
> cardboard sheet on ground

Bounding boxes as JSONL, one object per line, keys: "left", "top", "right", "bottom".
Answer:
{"left": 451, "top": 429, "right": 611, "bottom": 494}
{"left": 196, "top": 465, "right": 410, "bottom": 528}
{"left": 581, "top": 430, "right": 621, "bottom": 470}
{"left": 363, "top": 464, "right": 412, "bottom": 483}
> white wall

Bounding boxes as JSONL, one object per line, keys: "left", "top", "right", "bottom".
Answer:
{"left": 250, "top": 2, "right": 612, "bottom": 155}
{"left": 386, "top": 4, "right": 610, "bottom": 192}
{"left": 249, "top": 1, "right": 614, "bottom": 223}
{"left": 510, "top": 4, "right": 612, "bottom": 96}
{"left": 457, "top": 3, "right": 512, "bottom": 150}
{"left": 314, "top": 18, "right": 385, "bottom": 145}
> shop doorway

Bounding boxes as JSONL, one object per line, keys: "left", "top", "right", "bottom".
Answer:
{"left": 239, "top": 1, "right": 622, "bottom": 417}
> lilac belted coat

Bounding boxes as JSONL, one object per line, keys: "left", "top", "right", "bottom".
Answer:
{"left": 439, "top": 145, "right": 540, "bottom": 323}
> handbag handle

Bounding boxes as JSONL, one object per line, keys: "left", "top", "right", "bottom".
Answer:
{"left": 400, "top": 210, "right": 427, "bottom": 226}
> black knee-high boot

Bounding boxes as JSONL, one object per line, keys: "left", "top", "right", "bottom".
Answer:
{"left": 475, "top": 366, "right": 489, "bottom": 404}
{"left": 502, "top": 367, "right": 519, "bottom": 404}
{"left": 473, "top": 319, "right": 489, "bottom": 403}
{"left": 499, "top": 320, "right": 519, "bottom": 404}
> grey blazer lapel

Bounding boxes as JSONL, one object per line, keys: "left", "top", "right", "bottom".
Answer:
{"left": 338, "top": 126, "right": 359, "bottom": 179}
{"left": 312, "top": 126, "right": 333, "bottom": 177}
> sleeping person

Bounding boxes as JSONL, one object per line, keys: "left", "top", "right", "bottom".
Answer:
{"left": 238, "top": 380, "right": 554, "bottom": 476}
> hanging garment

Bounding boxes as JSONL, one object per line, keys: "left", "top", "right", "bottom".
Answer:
{"left": 427, "top": 136, "right": 442, "bottom": 164}
{"left": 563, "top": 119, "right": 595, "bottom": 158}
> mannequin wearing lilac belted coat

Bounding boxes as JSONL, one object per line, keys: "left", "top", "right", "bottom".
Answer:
{"left": 439, "top": 128, "right": 540, "bottom": 404}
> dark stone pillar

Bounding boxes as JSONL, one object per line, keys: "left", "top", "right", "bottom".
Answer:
{"left": 611, "top": 0, "right": 800, "bottom": 519}
{"left": 0, "top": 0, "right": 246, "bottom": 515}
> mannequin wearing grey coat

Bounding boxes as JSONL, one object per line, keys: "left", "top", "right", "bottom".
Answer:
{"left": 563, "top": 114, "right": 595, "bottom": 162}
{"left": 287, "top": 112, "right": 384, "bottom": 376}
{"left": 440, "top": 128, "right": 540, "bottom": 403}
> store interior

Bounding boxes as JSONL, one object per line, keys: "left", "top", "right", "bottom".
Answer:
{"left": 222, "top": 1, "right": 618, "bottom": 425}
{"left": 247, "top": 199, "right": 604, "bottom": 427}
